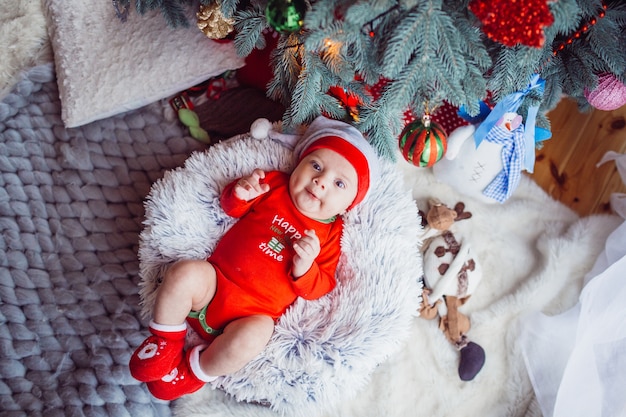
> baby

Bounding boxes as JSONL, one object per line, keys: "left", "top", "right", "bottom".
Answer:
{"left": 129, "top": 116, "right": 380, "bottom": 400}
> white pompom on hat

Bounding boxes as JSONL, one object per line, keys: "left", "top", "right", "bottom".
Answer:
{"left": 251, "top": 116, "right": 380, "bottom": 210}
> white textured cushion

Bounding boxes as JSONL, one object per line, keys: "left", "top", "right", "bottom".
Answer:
{"left": 138, "top": 132, "right": 423, "bottom": 416}
{"left": 43, "top": 0, "right": 244, "bottom": 128}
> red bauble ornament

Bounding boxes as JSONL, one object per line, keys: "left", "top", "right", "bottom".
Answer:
{"left": 469, "top": 0, "right": 554, "bottom": 48}
{"left": 399, "top": 115, "right": 448, "bottom": 168}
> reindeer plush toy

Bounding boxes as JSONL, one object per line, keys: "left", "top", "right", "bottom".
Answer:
{"left": 418, "top": 199, "right": 486, "bottom": 381}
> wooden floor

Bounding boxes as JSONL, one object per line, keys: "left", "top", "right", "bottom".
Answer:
{"left": 529, "top": 99, "right": 626, "bottom": 217}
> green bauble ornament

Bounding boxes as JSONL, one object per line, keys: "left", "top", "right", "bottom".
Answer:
{"left": 265, "top": 0, "right": 306, "bottom": 33}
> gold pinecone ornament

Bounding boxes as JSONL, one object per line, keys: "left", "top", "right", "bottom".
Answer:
{"left": 197, "top": 3, "right": 234, "bottom": 40}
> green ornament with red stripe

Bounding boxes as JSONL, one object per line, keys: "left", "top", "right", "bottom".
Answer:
{"left": 399, "top": 114, "right": 448, "bottom": 167}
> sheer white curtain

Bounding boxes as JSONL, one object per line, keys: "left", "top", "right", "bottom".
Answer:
{"left": 519, "top": 151, "right": 626, "bottom": 417}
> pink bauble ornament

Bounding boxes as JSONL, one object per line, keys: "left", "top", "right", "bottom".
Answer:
{"left": 584, "top": 73, "right": 626, "bottom": 111}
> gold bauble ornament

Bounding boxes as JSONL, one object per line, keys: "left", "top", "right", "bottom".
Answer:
{"left": 197, "top": 3, "right": 234, "bottom": 40}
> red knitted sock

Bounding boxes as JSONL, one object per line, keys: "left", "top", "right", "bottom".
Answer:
{"left": 146, "top": 344, "right": 213, "bottom": 401}
{"left": 129, "top": 321, "right": 187, "bottom": 382}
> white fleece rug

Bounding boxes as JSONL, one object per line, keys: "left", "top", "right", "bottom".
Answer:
{"left": 170, "top": 163, "right": 621, "bottom": 417}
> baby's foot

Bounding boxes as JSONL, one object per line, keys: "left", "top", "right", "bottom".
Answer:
{"left": 129, "top": 324, "right": 186, "bottom": 382}
{"left": 146, "top": 345, "right": 207, "bottom": 401}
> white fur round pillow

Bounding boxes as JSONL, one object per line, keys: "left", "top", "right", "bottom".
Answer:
{"left": 137, "top": 131, "right": 423, "bottom": 416}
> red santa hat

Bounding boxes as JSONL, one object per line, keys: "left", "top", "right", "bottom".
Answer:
{"left": 251, "top": 116, "right": 380, "bottom": 210}
{"left": 296, "top": 116, "right": 380, "bottom": 210}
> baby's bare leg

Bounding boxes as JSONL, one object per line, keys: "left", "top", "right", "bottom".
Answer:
{"left": 153, "top": 259, "right": 217, "bottom": 325}
{"left": 199, "top": 315, "right": 275, "bottom": 376}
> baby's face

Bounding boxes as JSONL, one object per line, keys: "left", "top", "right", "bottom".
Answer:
{"left": 289, "top": 148, "right": 358, "bottom": 220}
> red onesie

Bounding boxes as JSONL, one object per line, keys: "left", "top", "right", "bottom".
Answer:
{"left": 187, "top": 171, "right": 342, "bottom": 340}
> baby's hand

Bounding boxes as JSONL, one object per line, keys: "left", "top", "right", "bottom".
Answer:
{"left": 292, "top": 230, "right": 320, "bottom": 278}
{"left": 234, "top": 169, "right": 270, "bottom": 201}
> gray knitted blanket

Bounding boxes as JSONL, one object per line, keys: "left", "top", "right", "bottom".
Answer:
{"left": 0, "top": 64, "right": 204, "bottom": 417}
